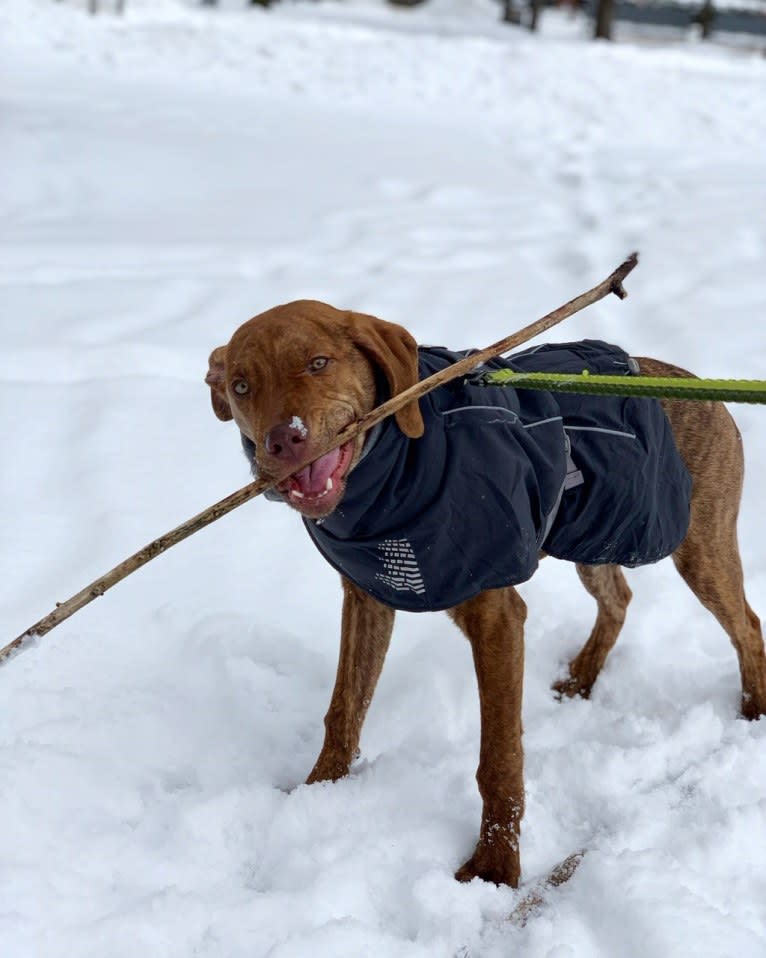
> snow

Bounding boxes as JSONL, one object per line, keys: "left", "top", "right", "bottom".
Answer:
{"left": 2, "top": 0, "right": 766, "bottom": 955}
{"left": 289, "top": 416, "right": 308, "bottom": 438}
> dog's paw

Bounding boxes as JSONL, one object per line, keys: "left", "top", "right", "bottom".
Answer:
{"left": 551, "top": 672, "right": 594, "bottom": 701}
{"left": 455, "top": 845, "right": 520, "bottom": 888}
{"left": 741, "top": 693, "right": 766, "bottom": 721}
{"left": 305, "top": 752, "right": 351, "bottom": 785}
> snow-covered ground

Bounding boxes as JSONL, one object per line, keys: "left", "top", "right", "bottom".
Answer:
{"left": 2, "top": 1, "right": 766, "bottom": 955}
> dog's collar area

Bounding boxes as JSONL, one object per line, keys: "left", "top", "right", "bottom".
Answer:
{"left": 357, "top": 420, "right": 383, "bottom": 464}
{"left": 356, "top": 374, "right": 389, "bottom": 465}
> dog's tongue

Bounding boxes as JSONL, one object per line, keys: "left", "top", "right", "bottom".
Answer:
{"left": 293, "top": 447, "right": 342, "bottom": 495}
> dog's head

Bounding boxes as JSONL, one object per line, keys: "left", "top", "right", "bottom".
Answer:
{"left": 206, "top": 300, "right": 424, "bottom": 519}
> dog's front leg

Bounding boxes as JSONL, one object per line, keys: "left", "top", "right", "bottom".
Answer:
{"left": 448, "top": 587, "right": 526, "bottom": 887}
{"left": 306, "top": 577, "right": 395, "bottom": 784}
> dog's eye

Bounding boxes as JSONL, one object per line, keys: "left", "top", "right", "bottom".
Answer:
{"left": 308, "top": 356, "right": 329, "bottom": 373}
{"left": 232, "top": 380, "right": 250, "bottom": 396}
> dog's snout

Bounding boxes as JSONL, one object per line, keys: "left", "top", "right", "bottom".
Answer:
{"left": 265, "top": 421, "right": 308, "bottom": 461}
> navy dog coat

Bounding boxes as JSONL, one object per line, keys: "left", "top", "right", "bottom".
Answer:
{"left": 244, "top": 340, "right": 692, "bottom": 613}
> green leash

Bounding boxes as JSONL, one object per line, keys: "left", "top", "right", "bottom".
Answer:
{"left": 475, "top": 370, "right": 766, "bottom": 404}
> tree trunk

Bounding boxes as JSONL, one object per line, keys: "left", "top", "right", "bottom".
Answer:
{"left": 529, "top": 0, "right": 543, "bottom": 31}
{"left": 594, "top": 0, "right": 614, "bottom": 39}
{"left": 695, "top": 0, "right": 715, "bottom": 38}
{"left": 502, "top": 0, "right": 523, "bottom": 24}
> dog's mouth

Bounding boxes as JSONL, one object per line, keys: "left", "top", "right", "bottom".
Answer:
{"left": 276, "top": 440, "right": 354, "bottom": 517}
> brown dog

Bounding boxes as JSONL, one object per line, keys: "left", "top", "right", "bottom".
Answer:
{"left": 206, "top": 299, "right": 766, "bottom": 888}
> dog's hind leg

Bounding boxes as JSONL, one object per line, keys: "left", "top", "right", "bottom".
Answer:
{"left": 634, "top": 362, "right": 766, "bottom": 719}
{"left": 552, "top": 564, "right": 632, "bottom": 700}
{"left": 306, "top": 577, "right": 395, "bottom": 784}
{"left": 672, "top": 522, "right": 766, "bottom": 720}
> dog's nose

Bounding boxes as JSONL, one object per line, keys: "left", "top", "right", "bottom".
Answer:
{"left": 265, "top": 421, "right": 308, "bottom": 462}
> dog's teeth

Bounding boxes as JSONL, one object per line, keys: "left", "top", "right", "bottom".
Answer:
{"left": 291, "top": 489, "right": 304, "bottom": 499}
{"left": 325, "top": 478, "right": 333, "bottom": 491}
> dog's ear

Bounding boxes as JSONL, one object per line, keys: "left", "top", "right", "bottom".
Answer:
{"left": 347, "top": 313, "right": 424, "bottom": 439}
{"left": 205, "top": 346, "right": 233, "bottom": 422}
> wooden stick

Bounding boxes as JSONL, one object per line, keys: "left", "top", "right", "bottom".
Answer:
{"left": 509, "top": 850, "right": 585, "bottom": 926}
{"left": 1, "top": 252, "right": 638, "bottom": 666}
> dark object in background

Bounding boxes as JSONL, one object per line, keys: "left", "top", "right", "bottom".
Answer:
{"left": 594, "top": 0, "right": 615, "bottom": 36}
{"left": 585, "top": 0, "right": 766, "bottom": 39}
